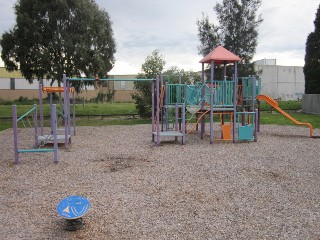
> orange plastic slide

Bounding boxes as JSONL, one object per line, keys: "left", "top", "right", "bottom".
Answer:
{"left": 256, "top": 95, "right": 313, "bottom": 137}
{"left": 186, "top": 109, "right": 210, "bottom": 134}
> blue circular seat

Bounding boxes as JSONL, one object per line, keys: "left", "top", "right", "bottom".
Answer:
{"left": 57, "top": 195, "right": 90, "bottom": 219}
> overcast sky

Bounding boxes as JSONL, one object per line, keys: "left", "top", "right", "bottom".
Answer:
{"left": 0, "top": 0, "right": 319, "bottom": 74}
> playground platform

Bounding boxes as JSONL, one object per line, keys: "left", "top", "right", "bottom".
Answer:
{"left": 38, "top": 134, "right": 71, "bottom": 144}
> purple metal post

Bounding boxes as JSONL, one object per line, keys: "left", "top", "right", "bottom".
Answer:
{"left": 50, "top": 92, "right": 53, "bottom": 133}
{"left": 67, "top": 80, "right": 71, "bottom": 135}
{"left": 178, "top": 75, "right": 181, "bottom": 103}
{"left": 257, "top": 100, "right": 261, "bottom": 132}
{"left": 200, "top": 63, "right": 205, "bottom": 140}
{"left": 151, "top": 79, "right": 155, "bottom": 142}
{"left": 241, "top": 78, "right": 245, "bottom": 126}
{"left": 12, "top": 105, "right": 19, "bottom": 164}
{"left": 233, "top": 62, "right": 238, "bottom": 143}
{"left": 72, "top": 90, "right": 76, "bottom": 135}
{"left": 254, "top": 109, "right": 258, "bottom": 142}
{"left": 52, "top": 104, "right": 59, "bottom": 163}
{"left": 241, "top": 78, "right": 245, "bottom": 109}
{"left": 39, "top": 84, "right": 44, "bottom": 135}
{"left": 33, "top": 104, "right": 38, "bottom": 148}
{"left": 175, "top": 103, "right": 178, "bottom": 141}
{"left": 156, "top": 76, "right": 160, "bottom": 145}
{"left": 210, "top": 60, "right": 214, "bottom": 144}
{"left": 182, "top": 103, "right": 186, "bottom": 145}
{"left": 251, "top": 76, "right": 255, "bottom": 112}
{"left": 165, "top": 82, "right": 168, "bottom": 131}
{"left": 63, "top": 74, "right": 68, "bottom": 147}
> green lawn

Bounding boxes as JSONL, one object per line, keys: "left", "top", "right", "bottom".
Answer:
{"left": 259, "top": 100, "right": 302, "bottom": 111}
{"left": 259, "top": 111, "right": 320, "bottom": 128}
{"left": 1, "top": 101, "right": 319, "bottom": 132}
{"left": 0, "top": 102, "right": 137, "bottom": 117}
{"left": 0, "top": 103, "right": 138, "bottom": 131}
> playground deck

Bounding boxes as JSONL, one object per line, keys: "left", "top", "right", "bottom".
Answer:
{"left": 38, "top": 134, "right": 71, "bottom": 144}
{"left": 1, "top": 125, "right": 319, "bottom": 239}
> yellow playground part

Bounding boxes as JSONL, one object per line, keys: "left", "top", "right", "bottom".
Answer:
{"left": 256, "top": 94, "right": 313, "bottom": 137}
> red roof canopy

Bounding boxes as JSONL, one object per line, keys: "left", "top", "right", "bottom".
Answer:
{"left": 199, "top": 46, "right": 241, "bottom": 64}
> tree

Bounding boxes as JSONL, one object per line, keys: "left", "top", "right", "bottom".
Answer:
{"left": 0, "top": 0, "right": 116, "bottom": 91}
{"left": 163, "top": 66, "right": 201, "bottom": 84}
{"left": 197, "top": 0, "right": 262, "bottom": 77}
{"left": 132, "top": 50, "right": 165, "bottom": 118}
{"left": 304, "top": 4, "right": 320, "bottom": 94}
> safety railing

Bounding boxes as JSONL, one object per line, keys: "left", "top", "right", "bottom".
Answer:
{"left": 239, "top": 76, "right": 261, "bottom": 100}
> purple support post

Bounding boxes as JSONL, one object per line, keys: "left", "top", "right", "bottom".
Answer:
{"left": 257, "top": 100, "right": 261, "bottom": 132}
{"left": 254, "top": 109, "right": 258, "bottom": 142}
{"left": 233, "top": 62, "right": 238, "bottom": 143}
{"left": 182, "top": 103, "right": 186, "bottom": 145}
{"left": 165, "top": 82, "right": 168, "bottom": 131}
{"left": 72, "top": 90, "right": 76, "bottom": 135}
{"left": 50, "top": 92, "right": 53, "bottom": 133}
{"left": 183, "top": 81, "right": 187, "bottom": 131}
{"left": 156, "top": 76, "right": 160, "bottom": 145}
{"left": 39, "top": 84, "right": 44, "bottom": 135}
{"left": 210, "top": 60, "right": 214, "bottom": 144}
{"left": 63, "top": 74, "right": 68, "bottom": 148}
{"left": 12, "top": 105, "right": 19, "bottom": 164}
{"left": 200, "top": 63, "right": 205, "bottom": 140}
{"left": 52, "top": 104, "right": 59, "bottom": 163}
{"left": 241, "top": 78, "right": 245, "bottom": 126}
{"left": 251, "top": 76, "right": 255, "bottom": 112}
{"left": 175, "top": 103, "right": 178, "bottom": 141}
{"left": 67, "top": 80, "right": 71, "bottom": 135}
{"left": 241, "top": 78, "right": 245, "bottom": 109}
{"left": 151, "top": 79, "right": 155, "bottom": 142}
{"left": 33, "top": 104, "right": 38, "bottom": 148}
{"left": 177, "top": 76, "right": 182, "bottom": 130}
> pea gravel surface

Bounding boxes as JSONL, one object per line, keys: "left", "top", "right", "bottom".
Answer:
{"left": 0, "top": 125, "right": 319, "bottom": 240}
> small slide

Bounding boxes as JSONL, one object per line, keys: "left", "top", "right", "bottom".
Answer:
{"left": 256, "top": 95, "right": 313, "bottom": 137}
{"left": 186, "top": 109, "right": 210, "bottom": 134}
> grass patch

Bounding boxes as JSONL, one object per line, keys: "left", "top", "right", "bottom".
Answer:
{"left": 0, "top": 122, "right": 12, "bottom": 132}
{"left": 0, "top": 103, "right": 137, "bottom": 117}
{"left": 76, "top": 118, "right": 150, "bottom": 127}
{"left": 1, "top": 101, "right": 319, "bottom": 133}
{"left": 260, "top": 111, "right": 320, "bottom": 129}
{"left": 259, "top": 100, "right": 301, "bottom": 111}
{"left": 75, "top": 102, "right": 137, "bottom": 115}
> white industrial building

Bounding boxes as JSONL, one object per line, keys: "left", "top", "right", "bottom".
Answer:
{"left": 254, "top": 59, "right": 304, "bottom": 101}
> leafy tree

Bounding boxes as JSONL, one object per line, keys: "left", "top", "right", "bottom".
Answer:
{"left": 132, "top": 50, "right": 165, "bottom": 118}
{"left": 197, "top": 0, "right": 262, "bottom": 77}
{"left": 197, "top": 14, "right": 222, "bottom": 57}
{"left": 0, "top": 0, "right": 116, "bottom": 91}
{"left": 304, "top": 4, "right": 320, "bottom": 94}
{"left": 163, "top": 66, "right": 201, "bottom": 84}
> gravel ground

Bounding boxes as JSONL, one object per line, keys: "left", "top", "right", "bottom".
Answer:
{"left": 0, "top": 124, "right": 319, "bottom": 240}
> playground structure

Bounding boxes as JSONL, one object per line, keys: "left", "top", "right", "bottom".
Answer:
{"left": 11, "top": 46, "right": 314, "bottom": 163}
{"left": 152, "top": 46, "right": 313, "bottom": 145}
{"left": 12, "top": 104, "right": 59, "bottom": 164}
{"left": 152, "top": 46, "right": 259, "bottom": 145}
{"left": 38, "top": 78, "right": 76, "bottom": 148}
{"left": 12, "top": 76, "right": 77, "bottom": 164}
